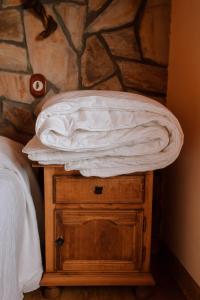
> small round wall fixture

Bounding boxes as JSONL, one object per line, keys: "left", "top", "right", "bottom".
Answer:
{"left": 30, "top": 73, "right": 47, "bottom": 97}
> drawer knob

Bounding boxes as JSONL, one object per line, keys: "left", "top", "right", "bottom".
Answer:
{"left": 55, "top": 237, "right": 64, "bottom": 246}
{"left": 94, "top": 186, "right": 103, "bottom": 194}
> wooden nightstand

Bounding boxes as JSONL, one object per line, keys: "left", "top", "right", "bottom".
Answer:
{"left": 37, "top": 165, "right": 155, "bottom": 297}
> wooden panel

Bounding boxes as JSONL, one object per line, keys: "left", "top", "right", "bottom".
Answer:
{"left": 141, "top": 171, "right": 153, "bottom": 272}
{"left": 40, "top": 272, "right": 155, "bottom": 286}
{"left": 54, "top": 175, "right": 144, "bottom": 204}
{"left": 44, "top": 167, "right": 56, "bottom": 272}
{"left": 41, "top": 165, "right": 154, "bottom": 288}
{"left": 62, "top": 260, "right": 135, "bottom": 272}
{"left": 55, "top": 209, "right": 144, "bottom": 273}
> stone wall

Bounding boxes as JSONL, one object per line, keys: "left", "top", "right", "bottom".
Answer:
{"left": 0, "top": 0, "right": 170, "bottom": 144}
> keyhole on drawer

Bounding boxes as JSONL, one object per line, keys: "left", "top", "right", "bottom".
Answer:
{"left": 55, "top": 237, "right": 64, "bottom": 246}
{"left": 94, "top": 186, "right": 103, "bottom": 194}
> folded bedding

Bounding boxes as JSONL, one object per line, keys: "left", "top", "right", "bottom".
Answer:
{"left": 0, "top": 136, "right": 43, "bottom": 300}
{"left": 23, "top": 90, "right": 184, "bottom": 177}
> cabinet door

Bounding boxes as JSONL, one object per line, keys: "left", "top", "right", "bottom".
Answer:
{"left": 55, "top": 210, "right": 144, "bottom": 273}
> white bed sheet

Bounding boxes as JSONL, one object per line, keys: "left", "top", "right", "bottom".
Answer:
{"left": 0, "top": 137, "right": 43, "bottom": 300}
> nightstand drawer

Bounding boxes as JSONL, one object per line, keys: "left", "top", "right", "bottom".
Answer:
{"left": 53, "top": 175, "right": 144, "bottom": 204}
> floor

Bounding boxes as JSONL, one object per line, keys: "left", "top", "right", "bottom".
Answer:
{"left": 24, "top": 256, "right": 186, "bottom": 300}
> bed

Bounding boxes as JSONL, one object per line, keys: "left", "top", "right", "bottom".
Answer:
{"left": 0, "top": 136, "right": 43, "bottom": 300}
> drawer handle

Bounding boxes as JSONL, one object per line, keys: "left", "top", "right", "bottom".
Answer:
{"left": 55, "top": 237, "right": 64, "bottom": 246}
{"left": 94, "top": 186, "right": 103, "bottom": 194}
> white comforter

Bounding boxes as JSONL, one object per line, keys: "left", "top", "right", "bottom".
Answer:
{"left": 23, "top": 91, "right": 184, "bottom": 177}
{"left": 0, "top": 137, "right": 43, "bottom": 300}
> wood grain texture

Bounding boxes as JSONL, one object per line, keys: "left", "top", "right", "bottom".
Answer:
{"left": 24, "top": 282, "right": 185, "bottom": 300}
{"left": 42, "top": 166, "right": 154, "bottom": 288}
{"left": 54, "top": 175, "right": 144, "bottom": 204}
{"left": 141, "top": 171, "right": 154, "bottom": 272}
{"left": 40, "top": 272, "right": 155, "bottom": 286}
{"left": 44, "top": 167, "right": 56, "bottom": 272}
{"left": 24, "top": 248, "right": 187, "bottom": 300}
{"left": 55, "top": 209, "right": 143, "bottom": 272}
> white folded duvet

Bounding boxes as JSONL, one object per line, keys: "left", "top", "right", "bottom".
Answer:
{"left": 23, "top": 91, "right": 184, "bottom": 177}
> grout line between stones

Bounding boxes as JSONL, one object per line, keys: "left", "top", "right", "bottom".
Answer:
{"left": 46, "top": 80, "right": 60, "bottom": 94}
{"left": 0, "top": 5, "right": 22, "bottom": 10}
{"left": 81, "top": 72, "right": 118, "bottom": 90}
{"left": 20, "top": 7, "right": 33, "bottom": 74}
{"left": 0, "top": 39, "right": 25, "bottom": 48}
{"left": 97, "top": 33, "right": 126, "bottom": 91}
{"left": 0, "top": 96, "right": 5, "bottom": 113}
{"left": 44, "top": 0, "right": 86, "bottom": 5}
{"left": 142, "top": 58, "right": 168, "bottom": 68}
{"left": 88, "top": 21, "right": 135, "bottom": 35}
{"left": 80, "top": 0, "right": 88, "bottom": 56}
{"left": 115, "top": 56, "right": 168, "bottom": 69}
{"left": 126, "top": 86, "right": 166, "bottom": 98}
{"left": 2, "top": 98, "right": 34, "bottom": 109}
{"left": 78, "top": 0, "right": 89, "bottom": 89}
{"left": 53, "top": 4, "right": 78, "bottom": 54}
{"left": 86, "top": 0, "right": 112, "bottom": 28}
{"left": 133, "top": 0, "right": 148, "bottom": 61}
{"left": 77, "top": 54, "right": 83, "bottom": 89}
{"left": 0, "top": 68, "right": 31, "bottom": 75}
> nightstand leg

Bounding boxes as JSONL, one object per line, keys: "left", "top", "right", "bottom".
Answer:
{"left": 43, "top": 287, "right": 61, "bottom": 299}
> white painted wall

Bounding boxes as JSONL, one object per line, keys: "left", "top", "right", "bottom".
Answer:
{"left": 164, "top": 0, "right": 200, "bottom": 286}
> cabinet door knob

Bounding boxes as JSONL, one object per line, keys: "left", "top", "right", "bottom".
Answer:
{"left": 55, "top": 237, "right": 64, "bottom": 246}
{"left": 94, "top": 186, "right": 103, "bottom": 194}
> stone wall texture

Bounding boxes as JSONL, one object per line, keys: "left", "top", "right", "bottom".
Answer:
{"left": 0, "top": 0, "right": 171, "bottom": 144}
